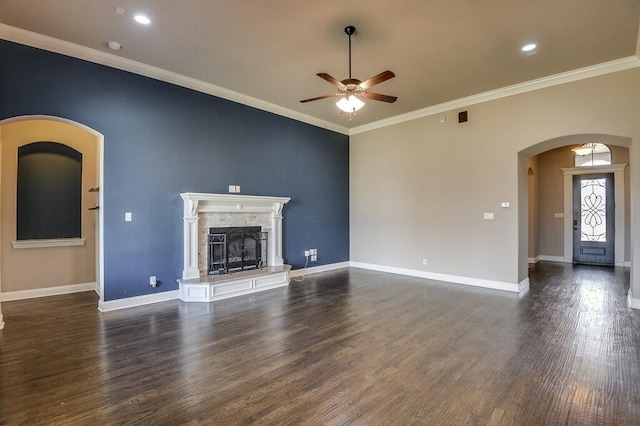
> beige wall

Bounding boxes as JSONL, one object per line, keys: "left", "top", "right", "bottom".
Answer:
{"left": 351, "top": 67, "right": 640, "bottom": 289}
{"left": 0, "top": 119, "right": 98, "bottom": 292}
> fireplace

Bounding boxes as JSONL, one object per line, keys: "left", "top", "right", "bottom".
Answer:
{"left": 208, "top": 226, "right": 267, "bottom": 274}
{"left": 179, "top": 193, "right": 291, "bottom": 302}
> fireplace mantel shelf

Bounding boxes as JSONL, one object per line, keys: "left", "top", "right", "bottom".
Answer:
{"left": 181, "top": 193, "right": 291, "bottom": 216}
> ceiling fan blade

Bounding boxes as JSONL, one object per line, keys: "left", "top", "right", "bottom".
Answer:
{"left": 359, "top": 70, "right": 395, "bottom": 90}
{"left": 361, "top": 92, "right": 397, "bottom": 103}
{"left": 317, "top": 73, "right": 347, "bottom": 90}
{"left": 300, "top": 94, "right": 339, "bottom": 103}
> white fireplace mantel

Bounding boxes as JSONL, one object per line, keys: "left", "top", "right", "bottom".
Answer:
{"left": 181, "top": 192, "right": 290, "bottom": 280}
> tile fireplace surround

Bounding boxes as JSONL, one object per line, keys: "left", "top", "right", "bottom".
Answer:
{"left": 178, "top": 193, "right": 291, "bottom": 302}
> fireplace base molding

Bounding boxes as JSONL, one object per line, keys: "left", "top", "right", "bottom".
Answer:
{"left": 178, "top": 265, "right": 291, "bottom": 302}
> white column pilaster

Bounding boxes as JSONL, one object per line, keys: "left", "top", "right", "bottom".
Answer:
{"left": 182, "top": 198, "right": 200, "bottom": 279}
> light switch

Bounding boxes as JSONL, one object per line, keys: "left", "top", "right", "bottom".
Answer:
{"left": 483, "top": 212, "right": 494, "bottom": 220}
{"left": 125, "top": 212, "right": 132, "bottom": 221}
{"left": 501, "top": 202, "right": 511, "bottom": 208}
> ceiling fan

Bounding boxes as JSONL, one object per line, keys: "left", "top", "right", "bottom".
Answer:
{"left": 300, "top": 26, "right": 397, "bottom": 116}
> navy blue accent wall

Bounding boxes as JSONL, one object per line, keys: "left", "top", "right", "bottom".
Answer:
{"left": 0, "top": 41, "right": 350, "bottom": 301}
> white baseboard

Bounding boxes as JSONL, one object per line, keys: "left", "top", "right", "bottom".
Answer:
{"left": 628, "top": 289, "right": 640, "bottom": 310}
{"left": 98, "top": 290, "right": 179, "bottom": 312}
{"left": 289, "top": 261, "right": 350, "bottom": 277}
{"left": 350, "top": 262, "right": 524, "bottom": 294}
{"left": 528, "top": 256, "right": 540, "bottom": 264}
{"left": 538, "top": 255, "right": 630, "bottom": 268}
{"left": 538, "top": 255, "right": 570, "bottom": 263}
{"left": 0, "top": 282, "right": 96, "bottom": 302}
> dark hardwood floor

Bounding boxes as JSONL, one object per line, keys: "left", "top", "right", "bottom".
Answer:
{"left": 1, "top": 262, "right": 639, "bottom": 425}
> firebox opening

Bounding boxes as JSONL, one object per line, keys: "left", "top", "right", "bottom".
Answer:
{"left": 208, "top": 226, "right": 266, "bottom": 275}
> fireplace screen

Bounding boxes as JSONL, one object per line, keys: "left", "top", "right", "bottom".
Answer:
{"left": 208, "top": 226, "right": 267, "bottom": 274}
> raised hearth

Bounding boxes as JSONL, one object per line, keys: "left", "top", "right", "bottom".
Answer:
{"left": 179, "top": 265, "right": 291, "bottom": 302}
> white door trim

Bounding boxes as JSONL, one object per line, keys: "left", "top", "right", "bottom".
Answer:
{"left": 561, "top": 164, "right": 627, "bottom": 266}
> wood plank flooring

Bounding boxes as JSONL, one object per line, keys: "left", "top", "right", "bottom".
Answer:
{"left": 1, "top": 262, "right": 639, "bottom": 424}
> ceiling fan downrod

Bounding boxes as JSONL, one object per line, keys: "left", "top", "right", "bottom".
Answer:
{"left": 345, "top": 25, "right": 355, "bottom": 80}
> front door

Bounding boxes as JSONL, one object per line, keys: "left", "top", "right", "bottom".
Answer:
{"left": 572, "top": 173, "right": 614, "bottom": 265}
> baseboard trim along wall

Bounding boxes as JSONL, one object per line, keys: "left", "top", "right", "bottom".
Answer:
{"left": 0, "top": 282, "right": 96, "bottom": 302}
{"left": 534, "top": 256, "right": 630, "bottom": 268}
{"left": 538, "top": 255, "right": 570, "bottom": 263}
{"left": 289, "top": 262, "right": 350, "bottom": 277}
{"left": 628, "top": 289, "right": 640, "bottom": 310}
{"left": 350, "top": 262, "right": 528, "bottom": 294}
{"left": 98, "top": 290, "right": 180, "bottom": 312}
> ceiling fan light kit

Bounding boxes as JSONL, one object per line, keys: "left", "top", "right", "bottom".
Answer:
{"left": 301, "top": 25, "right": 397, "bottom": 119}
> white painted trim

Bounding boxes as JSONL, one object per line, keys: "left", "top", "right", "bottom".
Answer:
{"left": 538, "top": 255, "right": 571, "bottom": 263}
{"left": 0, "top": 24, "right": 349, "bottom": 136}
{"left": 528, "top": 256, "right": 540, "bottom": 264}
{"left": 289, "top": 261, "right": 351, "bottom": 277}
{"left": 350, "top": 262, "right": 522, "bottom": 293}
{"left": 0, "top": 282, "right": 96, "bottom": 302}
{"left": 98, "top": 290, "right": 179, "bottom": 312}
{"left": 519, "top": 278, "right": 531, "bottom": 295}
{"left": 628, "top": 289, "right": 640, "bottom": 310}
{"left": 11, "top": 238, "right": 85, "bottom": 249}
{"left": 350, "top": 56, "right": 640, "bottom": 135}
{"left": 562, "top": 164, "right": 627, "bottom": 266}
{"left": 0, "top": 313, "right": 4, "bottom": 329}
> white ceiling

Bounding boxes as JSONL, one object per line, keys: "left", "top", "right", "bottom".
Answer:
{"left": 1, "top": 0, "right": 639, "bottom": 133}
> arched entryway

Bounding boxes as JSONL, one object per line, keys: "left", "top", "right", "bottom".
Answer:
{"left": 518, "top": 133, "right": 631, "bottom": 287}
{"left": 0, "top": 116, "right": 105, "bottom": 329}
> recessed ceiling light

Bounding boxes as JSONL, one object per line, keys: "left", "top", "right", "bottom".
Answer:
{"left": 522, "top": 43, "right": 537, "bottom": 52}
{"left": 134, "top": 14, "right": 151, "bottom": 25}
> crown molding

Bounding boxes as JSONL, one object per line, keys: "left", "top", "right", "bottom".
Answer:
{"left": 350, "top": 55, "right": 640, "bottom": 135}
{"left": 0, "top": 24, "right": 350, "bottom": 136}
{"left": 2, "top": 23, "right": 638, "bottom": 138}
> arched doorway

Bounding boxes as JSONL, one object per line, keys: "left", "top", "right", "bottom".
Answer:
{"left": 0, "top": 116, "right": 105, "bottom": 328}
{"left": 518, "top": 134, "right": 631, "bottom": 284}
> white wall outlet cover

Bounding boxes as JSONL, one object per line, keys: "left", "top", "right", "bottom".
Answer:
{"left": 483, "top": 212, "right": 495, "bottom": 220}
{"left": 125, "top": 212, "right": 132, "bottom": 221}
{"left": 554, "top": 213, "right": 564, "bottom": 218}
{"left": 439, "top": 116, "right": 446, "bottom": 123}
{"left": 500, "top": 202, "right": 511, "bottom": 208}
{"left": 228, "top": 185, "right": 235, "bottom": 193}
